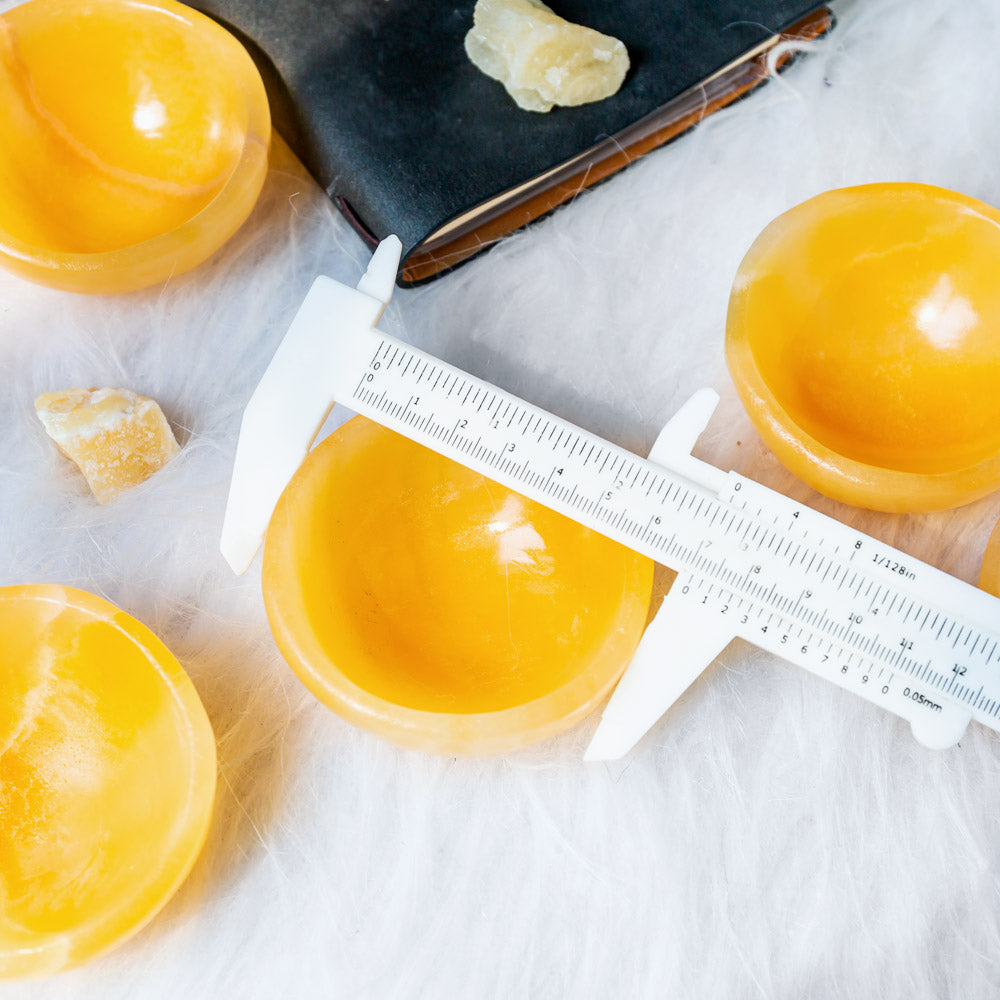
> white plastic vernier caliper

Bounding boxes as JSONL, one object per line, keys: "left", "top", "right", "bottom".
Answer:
{"left": 223, "top": 237, "right": 1000, "bottom": 760}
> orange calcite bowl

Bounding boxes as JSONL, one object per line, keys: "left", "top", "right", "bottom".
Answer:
{"left": 0, "top": 586, "right": 216, "bottom": 980}
{"left": 0, "top": 0, "right": 270, "bottom": 294}
{"left": 726, "top": 183, "right": 1000, "bottom": 512}
{"left": 262, "top": 417, "right": 654, "bottom": 755}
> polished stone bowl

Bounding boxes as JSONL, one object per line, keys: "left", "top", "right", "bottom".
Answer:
{"left": 0, "top": 0, "right": 270, "bottom": 293}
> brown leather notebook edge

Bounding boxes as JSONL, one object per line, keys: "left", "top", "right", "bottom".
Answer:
{"left": 392, "top": 7, "right": 832, "bottom": 285}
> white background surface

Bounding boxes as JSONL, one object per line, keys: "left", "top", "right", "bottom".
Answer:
{"left": 4, "top": 0, "right": 1000, "bottom": 995}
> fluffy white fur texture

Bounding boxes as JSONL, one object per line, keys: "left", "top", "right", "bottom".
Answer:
{"left": 4, "top": 0, "right": 1000, "bottom": 996}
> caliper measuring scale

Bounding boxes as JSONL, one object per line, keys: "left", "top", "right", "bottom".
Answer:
{"left": 222, "top": 237, "right": 1000, "bottom": 759}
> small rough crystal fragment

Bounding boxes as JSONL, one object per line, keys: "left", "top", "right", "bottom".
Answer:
{"left": 35, "top": 387, "right": 180, "bottom": 503}
{"left": 465, "top": 0, "right": 629, "bottom": 112}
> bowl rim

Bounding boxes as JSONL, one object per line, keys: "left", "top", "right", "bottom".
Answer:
{"left": 0, "top": 0, "right": 271, "bottom": 294}
{"left": 725, "top": 181, "right": 1000, "bottom": 513}
{"left": 261, "top": 417, "right": 655, "bottom": 755}
{"left": 0, "top": 584, "right": 217, "bottom": 980}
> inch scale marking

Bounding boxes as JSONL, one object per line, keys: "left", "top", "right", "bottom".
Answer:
{"left": 344, "top": 327, "right": 1000, "bottom": 741}
{"left": 222, "top": 238, "right": 1000, "bottom": 759}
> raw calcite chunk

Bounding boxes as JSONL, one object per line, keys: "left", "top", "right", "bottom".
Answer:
{"left": 34, "top": 387, "right": 180, "bottom": 503}
{"left": 465, "top": 0, "right": 629, "bottom": 112}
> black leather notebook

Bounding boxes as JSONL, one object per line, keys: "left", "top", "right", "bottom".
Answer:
{"left": 193, "top": 1, "right": 831, "bottom": 284}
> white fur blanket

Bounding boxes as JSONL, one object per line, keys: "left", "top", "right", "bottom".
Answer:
{"left": 4, "top": 0, "right": 1000, "bottom": 996}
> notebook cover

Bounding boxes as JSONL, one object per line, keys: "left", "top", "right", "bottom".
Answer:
{"left": 193, "top": 1, "right": 828, "bottom": 281}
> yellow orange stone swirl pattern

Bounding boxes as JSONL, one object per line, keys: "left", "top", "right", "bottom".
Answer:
{"left": 0, "top": 0, "right": 269, "bottom": 293}
{"left": 726, "top": 183, "right": 1000, "bottom": 511}
{"left": 263, "top": 417, "right": 654, "bottom": 754}
{"left": 0, "top": 586, "right": 216, "bottom": 979}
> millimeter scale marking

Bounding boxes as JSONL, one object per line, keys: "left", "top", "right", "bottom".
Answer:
{"left": 221, "top": 238, "right": 1000, "bottom": 760}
